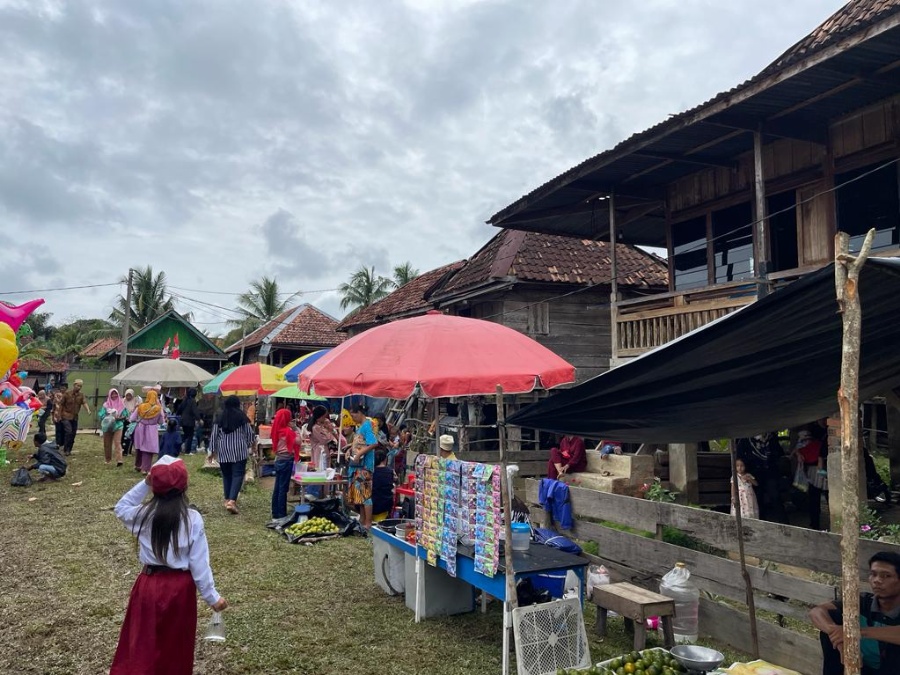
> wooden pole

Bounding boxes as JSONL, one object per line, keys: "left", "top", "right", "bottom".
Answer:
{"left": 728, "top": 440, "right": 759, "bottom": 658}
{"left": 609, "top": 193, "right": 619, "bottom": 366}
{"left": 496, "top": 385, "right": 517, "bottom": 675}
{"left": 834, "top": 228, "right": 876, "bottom": 675}
{"left": 753, "top": 129, "right": 770, "bottom": 296}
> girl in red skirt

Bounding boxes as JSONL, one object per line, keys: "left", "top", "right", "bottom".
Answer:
{"left": 111, "top": 456, "right": 228, "bottom": 675}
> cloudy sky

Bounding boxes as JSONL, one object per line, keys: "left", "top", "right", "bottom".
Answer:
{"left": 0, "top": 0, "right": 845, "bottom": 333}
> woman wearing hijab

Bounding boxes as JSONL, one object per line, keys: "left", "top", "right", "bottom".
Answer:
{"left": 130, "top": 390, "right": 166, "bottom": 474}
{"left": 121, "top": 389, "right": 142, "bottom": 456}
{"left": 209, "top": 395, "right": 254, "bottom": 514}
{"left": 270, "top": 408, "right": 299, "bottom": 519}
{"left": 99, "top": 388, "right": 128, "bottom": 466}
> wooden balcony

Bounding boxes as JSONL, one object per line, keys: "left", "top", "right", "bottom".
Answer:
{"left": 614, "top": 281, "right": 759, "bottom": 359}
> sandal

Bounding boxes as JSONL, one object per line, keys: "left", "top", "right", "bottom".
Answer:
{"left": 225, "top": 500, "right": 239, "bottom": 514}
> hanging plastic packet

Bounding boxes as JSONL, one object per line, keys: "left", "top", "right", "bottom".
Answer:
{"left": 203, "top": 612, "right": 226, "bottom": 642}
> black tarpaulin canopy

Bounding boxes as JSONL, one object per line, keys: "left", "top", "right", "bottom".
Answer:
{"left": 509, "top": 258, "right": 900, "bottom": 443}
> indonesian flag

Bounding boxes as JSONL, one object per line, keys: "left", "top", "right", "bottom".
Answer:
{"left": 172, "top": 333, "right": 181, "bottom": 360}
{"left": 162, "top": 338, "right": 171, "bottom": 357}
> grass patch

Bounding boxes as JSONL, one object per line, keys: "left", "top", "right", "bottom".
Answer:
{"left": 1, "top": 436, "right": 746, "bottom": 673}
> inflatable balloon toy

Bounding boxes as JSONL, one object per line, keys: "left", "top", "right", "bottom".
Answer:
{"left": 0, "top": 299, "right": 45, "bottom": 451}
{"left": 0, "top": 298, "right": 45, "bottom": 332}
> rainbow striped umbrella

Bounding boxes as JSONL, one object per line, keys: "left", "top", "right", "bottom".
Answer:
{"left": 202, "top": 363, "right": 284, "bottom": 396}
{"left": 279, "top": 349, "right": 331, "bottom": 383}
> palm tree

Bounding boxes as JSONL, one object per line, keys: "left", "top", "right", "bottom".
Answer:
{"left": 339, "top": 266, "right": 393, "bottom": 315}
{"left": 47, "top": 319, "right": 116, "bottom": 362}
{"left": 230, "top": 276, "right": 293, "bottom": 332}
{"left": 110, "top": 266, "right": 176, "bottom": 329}
{"left": 392, "top": 262, "right": 420, "bottom": 288}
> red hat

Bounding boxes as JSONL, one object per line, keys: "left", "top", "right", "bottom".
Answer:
{"left": 150, "top": 457, "right": 188, "bottom": 495}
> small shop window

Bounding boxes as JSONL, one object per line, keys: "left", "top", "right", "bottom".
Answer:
{"left": 672, "top": 215, "right": 708, "bottom": 290}
{"left": 768, "top": 191, "right": 798, "bottom": 273}
{"left": 836, "top": 162, "right": 900, "bottom": 252}
{"left": 712, "top": 202, "right": 754, "bottom": 283}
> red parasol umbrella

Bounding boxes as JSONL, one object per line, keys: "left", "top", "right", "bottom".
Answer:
{"left": 297, "top": 311, "right": 575, "bottom": 398}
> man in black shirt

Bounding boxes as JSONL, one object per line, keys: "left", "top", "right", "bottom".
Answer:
{"left": 30, "top": 432, "right": 67, "bottom": 481}
{"left": 810, "top": 551, "right": 900, "bottom": 674}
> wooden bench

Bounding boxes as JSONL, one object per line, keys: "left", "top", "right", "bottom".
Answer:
{"left": 591, "top": 582, "right": 676, "bottom": 650}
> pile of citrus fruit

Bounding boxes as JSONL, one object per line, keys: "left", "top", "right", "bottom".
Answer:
{"left": 556, "top": 648, "right": 688, "bottom": 675}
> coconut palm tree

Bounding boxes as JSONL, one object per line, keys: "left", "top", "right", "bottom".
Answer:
{"left": 339, "top": 266, "right": 393, "bottom": 315}
{"left": 392, "top": 262, "right": 420, "bottom": 288}
{"left": 230, "top": 276, "right": 294, "bottom": 332}
{"left": 109, "top": 266, "right": 176, "bottom": 329}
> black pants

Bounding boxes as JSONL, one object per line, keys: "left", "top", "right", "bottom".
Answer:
{"left": 62, "top": 419, "right": 78, "bottom": 454}
{"left": 809, "top": 484, "right": 824, "bottom": 530}
{"left": 181, "top": 425, "right": 194, "bottom": 454}
{"left": 820, "top": 608, "right": 879, "bottom": 675}
{"left": 38, "top": 409, "right": 50, "bottom": 435}
{"left": 54, "top": 421, "right": 65, "bottom": 448}
{"left": 757, "top": 474, "right": 787, "bottom": 524}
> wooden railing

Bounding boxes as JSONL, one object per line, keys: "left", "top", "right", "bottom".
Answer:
{"left": 615, "top": 281, "right": 759, "bottom": 358}
{"left": 524, "top": 480, "right": 900, "bottom": 673}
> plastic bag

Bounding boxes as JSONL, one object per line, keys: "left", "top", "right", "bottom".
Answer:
{"left": 792, "top": 464, "right": 809, "bottom": 493}
{"left": 587, "top": 564, "right": 610, "bottom": 601}
{"left": 10, "top": 467, "right": 32, "bottom": 487}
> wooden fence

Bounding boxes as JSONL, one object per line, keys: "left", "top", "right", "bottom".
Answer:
{"left": 524, "top": 480, "right": 900, "bottom": 674}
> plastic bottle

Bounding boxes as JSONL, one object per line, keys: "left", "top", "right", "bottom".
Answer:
{"left": 659, "top": 561, "right": 700, "bottom": 643}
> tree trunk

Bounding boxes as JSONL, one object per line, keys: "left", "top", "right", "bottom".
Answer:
{"left": 834, "top": 228, "right": 876, "bottom": 675}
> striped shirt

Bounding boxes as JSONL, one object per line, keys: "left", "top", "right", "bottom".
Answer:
{"left": 209, "top": 422, "right": 254, "bottom": 463}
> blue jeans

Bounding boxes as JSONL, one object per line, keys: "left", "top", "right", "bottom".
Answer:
{"left": 271, "top": 458, "right": 294, "bottom": 518}
{"left": 220, "top": 460, "right": 247, "bottom": 501}
{"left": 37, "top": 464, "right": 60, "bottom": 478}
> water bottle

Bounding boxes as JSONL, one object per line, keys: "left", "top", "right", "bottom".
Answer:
{"left": 660, "top": 562, "right": 699, "bottom": 643}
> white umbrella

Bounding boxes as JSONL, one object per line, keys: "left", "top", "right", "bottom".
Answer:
{"left": 112, "top": 359, "right": 216, "bottom": 388}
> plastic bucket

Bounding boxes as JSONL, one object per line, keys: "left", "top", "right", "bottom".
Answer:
{"left": 258, "top": 425, "right": 272, "bottom": 440}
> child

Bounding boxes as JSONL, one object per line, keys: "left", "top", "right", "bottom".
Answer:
{"left": 731, "top": 457, "right": 759, "bottom": 519}
{"left": 111, "top": 457, "right": 227, "bottom": 675}
{"left": 159, "top": 419, "right": 183, "bottom": 458}
{"left": 371, "top": 447, "right": 396, "bottom": 522}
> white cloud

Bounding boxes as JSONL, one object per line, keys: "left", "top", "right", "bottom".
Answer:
{"left": 0, "top": 0, "right": 845, "bottom": 334}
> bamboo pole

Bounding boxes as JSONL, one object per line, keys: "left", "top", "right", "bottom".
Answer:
{"left": 834, "top": 228, "right": 876, "bottom": 675}
{"left": 728, "top": 440, "right": 759, "bottom": 658}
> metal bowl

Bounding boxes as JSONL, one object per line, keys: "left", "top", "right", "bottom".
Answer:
{"left": 670, "top": 645, "right": 725, "bottom": 673}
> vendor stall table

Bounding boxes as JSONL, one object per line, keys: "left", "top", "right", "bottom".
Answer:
{"left": 290, "top": 476, "right": 345, "bottom": 503}
{"left": 370, "top": 524, "right": 587, "bottom": 609}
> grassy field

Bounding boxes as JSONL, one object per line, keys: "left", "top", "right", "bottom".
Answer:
{"left": 1, "top": 435, "right": 743, "bottom": 674}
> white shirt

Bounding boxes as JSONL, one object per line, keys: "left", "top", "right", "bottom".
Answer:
{"left": 114, "top": 480, "right": 221, "bottom": 606}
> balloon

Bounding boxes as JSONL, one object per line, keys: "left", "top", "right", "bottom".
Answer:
{"left": 0, "top": 299, "right": 44, "bottom": 332}
{"left": 0, "top": 388, "right": 14, "bottom": 406}
{"left": 0, "top": 324, "right": 17, "bottom": 379}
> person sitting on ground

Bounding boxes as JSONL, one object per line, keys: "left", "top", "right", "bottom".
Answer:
{"left": 159, "top": 419, "right": 183, "bottom": 459}
{"left": 371, "top": 448, "right": 396, "bottom": 522}
{"left": 547, "top": 433, "right": 586, "bottom": 480}
{"left": 810, "top": 551, "right": 900, "bottom": 674}
{"left": 439, "top": 434, "right": 457, "bottom": 460}
{"left": 30, "top": 432, "right": 67, "bottom": 481}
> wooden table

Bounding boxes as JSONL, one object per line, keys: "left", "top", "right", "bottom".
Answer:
{"left": 591, "top": 581, "right": 676, "bottom": 650}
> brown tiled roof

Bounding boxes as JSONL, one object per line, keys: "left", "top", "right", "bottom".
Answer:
{"left": 765, "top": 0, "right": 900, "bottom": 74}
{"left": 437, "top": 230, "right": 668, "bottom": 296}
{"left": 18, "top": 356, "right": 68, "bottom": 373}
{"left": 81, "top": 337, "right": 121, "bottom": 358}
{"left": 226, "top": 305, "right": 346, "bottom": 352}
{"left": 338, "top": 261, "right": 466, "bottom": 331}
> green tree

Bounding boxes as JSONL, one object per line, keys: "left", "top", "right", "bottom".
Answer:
{"left": 339, "top": 266, "right": 393, "bottom": 316}
{"left": 110, "top": 266, "right": 176, "bottom": 330}
{"left": 392, "top": 262, "right": 420, "bottom": 288}
{"left": 48, "top": 318, "right": 116, "bottom": 362}
{"left": 23, "top": 311, "right": 55, "bottom": 341}
{"left": 231, "top": 276, "right": 294, "bottom": 332}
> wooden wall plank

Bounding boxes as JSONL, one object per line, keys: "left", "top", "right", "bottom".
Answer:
{"left": 699, "top": 599, "right": 822, "bottom": 675}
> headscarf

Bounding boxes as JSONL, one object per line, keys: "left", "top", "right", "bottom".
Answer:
{"left": 217, "top": 395, "right": 249, "bottom": 434}
{"left": 186, "top": 387, "right": 196, "bottom": 399}
{"left": 137, "top": 390, "right": 162, "bottom": 420}
{"left": 270, "top": 408, "right": 294, "bottom": 449}
{"left": 123, "top": 389, "right": 141, "bottom": 414}
{"left": 104, "top": 388, "right": 124, "bottom": 413}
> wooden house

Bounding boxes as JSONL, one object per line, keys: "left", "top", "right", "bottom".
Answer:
{"left": 489, "top": 0, "right": 900, "bottom": 501}
{"left": 80, "top": 310, "right": 227, "bottom": 371}
{"left": 225, "top": 304, "right": 346, "bottom": 367}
